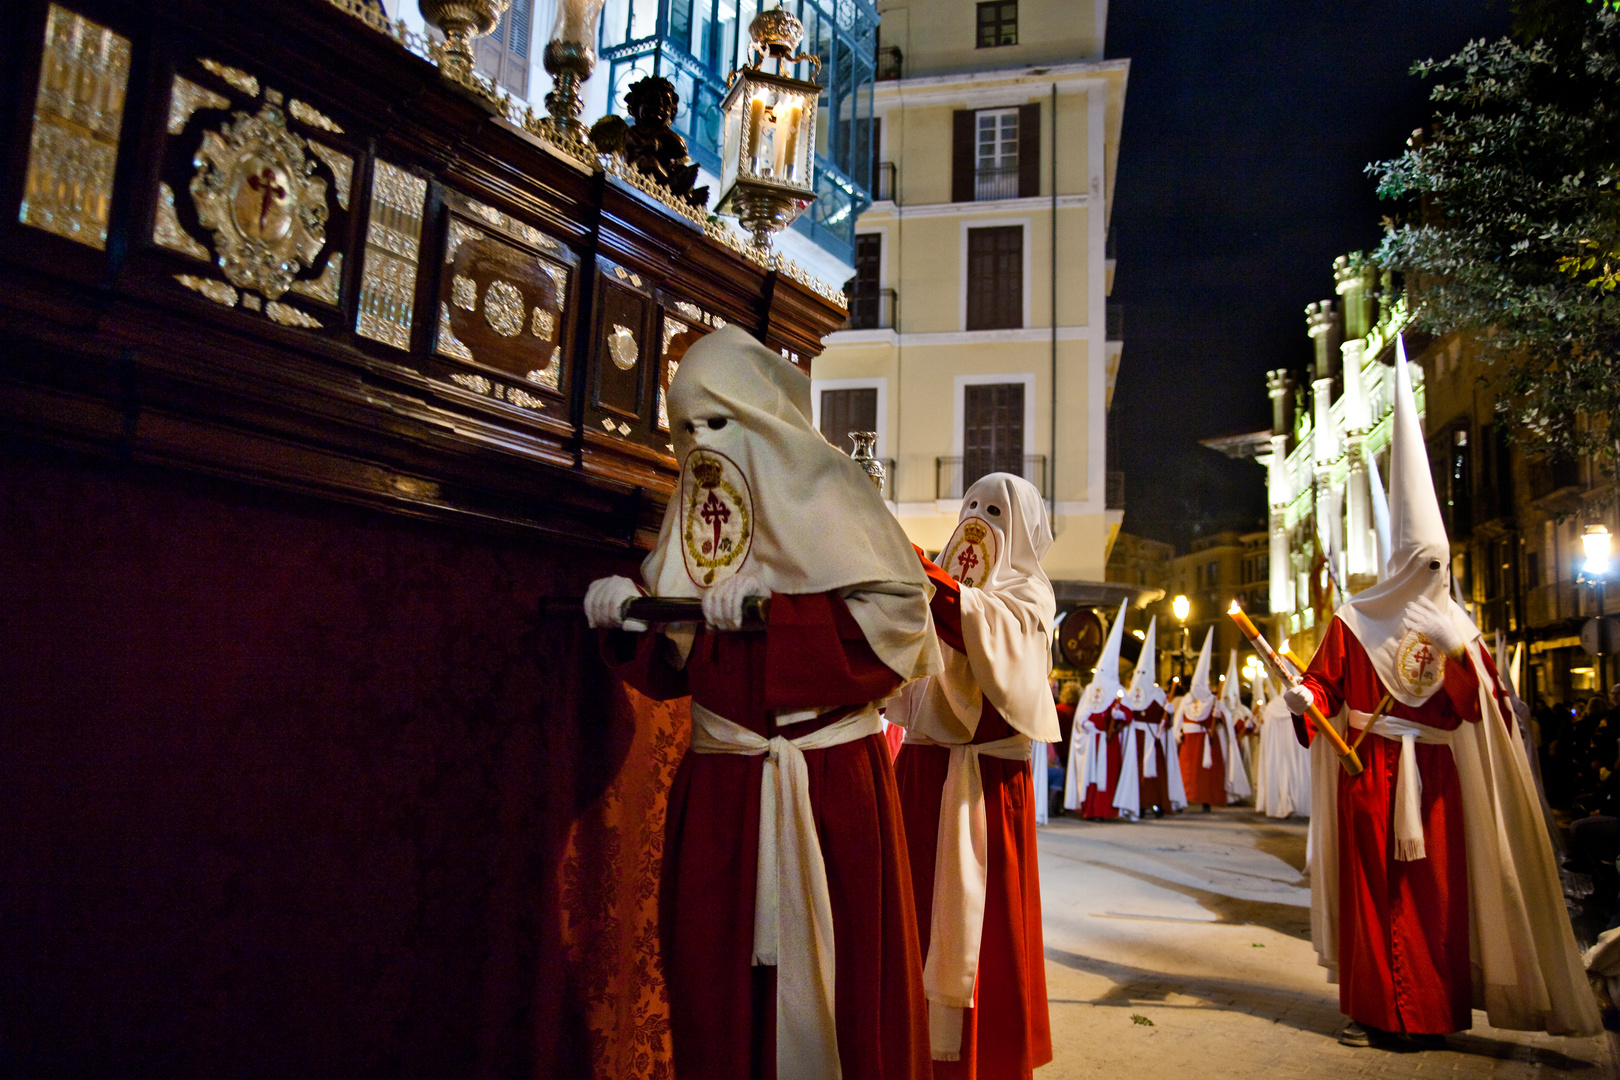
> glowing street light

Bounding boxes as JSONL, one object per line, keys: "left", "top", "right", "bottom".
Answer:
{"left": 1580, "top": 524, "right": 1613, "bottom": 693}
{"left": 1583, "top": 524, "right": 1612, "bottom": 576}
{"left": 1172, "top": 594, "right": 1190, "bottom": 622}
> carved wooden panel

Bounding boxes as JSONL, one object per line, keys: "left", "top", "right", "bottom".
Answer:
{"left": 654, "top": 296, "right": 728, "bottom": 435}
{"left": 586, "top": 258, "right": 657, "bottom": 441}
{"left": 430, "top": 191, "right": 576, "bottom": 415}
{"left": 148, "top": 54, "right": 357, "bottom": 334}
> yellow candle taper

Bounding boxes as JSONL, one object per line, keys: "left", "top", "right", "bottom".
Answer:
{"left": 776, "top": 103, "right": 802, "bottom": 181}
{"left": 746, "top": 97, "right": 766, "bottom": 171}
{"left": 1226, "top": 600, "right": 1362, "bottom": 776}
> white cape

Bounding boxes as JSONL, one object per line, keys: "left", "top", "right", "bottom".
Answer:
{"left": 1254, "top": 695, "right": 1311, "bottom": 818}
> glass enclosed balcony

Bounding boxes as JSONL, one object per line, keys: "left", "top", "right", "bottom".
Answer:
{"left": 598, "top": 0, "right": 878, "bottom": 261}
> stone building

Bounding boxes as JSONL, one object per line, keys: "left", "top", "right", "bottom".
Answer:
{"left": 1222, "top": 251, "right": 1620, "bottom": 703}
{"left": 808, "top": 0, "right": 1128, "bottom": 585}
{"left": 1210, "top": 255, "right": 1417, "bottom": 662}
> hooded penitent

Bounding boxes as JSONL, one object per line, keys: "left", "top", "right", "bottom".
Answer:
{"left": 1063, "top": 601, "right": 1127, "bottom": 812}
{"left": 1112, "top": 616, "right": 1185, "bottom": 817}
{"left": 1078, "top": 600, "right": 1128, "bottom": 718}
{"left": 642, "top": 324, "right": 940, "bottom": 681}
{"left": 1173, "top": 628, "right": 1217, "bottom": 771}
{"left": 1304, "top": 334, "right": 1598, "bottom": 1037}
{"left": 1122, "top": 617, "right": 1164, "bottom": 712}
{"left": 882, "top": 472, "right": 1058, "bottom": 1063}
{"left": 1333, "top": 336, "right": 1479, "bottom": 708}
{"left": 1179, "top": 628, "right": 1215, "bottom": 723}
{"left": 888, "top": 472, "right": 1060, "bottom": 744}
{"left": 1218, "top": 650, "right": 1254, "bottom": 800}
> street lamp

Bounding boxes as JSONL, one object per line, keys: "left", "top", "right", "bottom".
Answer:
{"left": 1583, "top": 524, "right": 1612, "bottom": 692}
{"left": 1172, "top": 594, "right": 1190, "bottom": 689}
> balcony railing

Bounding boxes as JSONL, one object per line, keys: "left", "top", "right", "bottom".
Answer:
{"left": 876, "top": 45, "right": 903, "bottom": 81}
{"left": 974, "top": 165, "right": 1020, "bottom": 201}
{"left": 936, "top": 456, "right": 1047, "bottom": 500}
{"left": 873, "top": 161, "right": 896, "bottom": 202}
{"left": 843, "top": 287, "right": 896, "bottom": 331}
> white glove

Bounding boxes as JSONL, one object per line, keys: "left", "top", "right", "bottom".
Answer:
{"left": 584, "top": 575, "right": 648, "bottom": 632}
{"left": 702, "top": 570, "right": 768, "bottom": 631}
{"left": 1282, "top": 685, "right": 1313, "bottom": 715}
{"left": 1406, "top": 594, "right": 1466, "bottom": 658}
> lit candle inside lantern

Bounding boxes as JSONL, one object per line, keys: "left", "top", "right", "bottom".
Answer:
{"left": 775, "top": 102, "right": 802, "bottom": 182}
{"left": 746, "top": 97, "right": 767, "bottom": 173}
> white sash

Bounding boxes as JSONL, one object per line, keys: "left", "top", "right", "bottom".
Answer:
{"left": 903, "top": 730, "right": 1032, "bottom": 1061}
{"left": 690, "top": 702, "right": 885, "bottom": 1080}
{"left": 1348, "top": 709, "right": 1453, "bottom": 862}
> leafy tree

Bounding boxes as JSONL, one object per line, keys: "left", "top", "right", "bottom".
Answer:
{"left": 1369, "top": 2, "right": 1620, "bottom": 472}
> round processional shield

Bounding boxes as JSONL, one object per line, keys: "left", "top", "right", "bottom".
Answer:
{"left": 1059, "top": 608, "right": 1105, "bottom": 672}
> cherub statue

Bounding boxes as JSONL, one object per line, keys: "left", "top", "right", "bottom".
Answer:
{"left": 589, "top": 76, "right": 709, "bottom": 209}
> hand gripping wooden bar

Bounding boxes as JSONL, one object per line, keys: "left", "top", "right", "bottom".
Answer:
{"left": 541, "top": 595, "right": 770, "bottom": 628}
{"left": 1227, "top": 601, "right": 1364, "bottom": 777}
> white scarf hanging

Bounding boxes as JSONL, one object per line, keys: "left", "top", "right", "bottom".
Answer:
{"left": 690, "top": 702, "right": 887, "bottom": 1080}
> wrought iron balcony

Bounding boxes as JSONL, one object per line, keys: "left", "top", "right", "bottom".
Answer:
{"left": 973, "top": 164, "right": 1020, "bottom": 202}
{"left": 873, "top": 161, "right": 897, "bottom": 203}
{"left": 843, "top": 287, "right": 896, "bottom": 331}
{"left": 936, "top": 456, "right": 1048, "bottom": 500}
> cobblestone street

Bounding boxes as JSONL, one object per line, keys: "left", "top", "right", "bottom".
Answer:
{"left": 1037, "top": 809, "right": 1612, "bottom": 1078}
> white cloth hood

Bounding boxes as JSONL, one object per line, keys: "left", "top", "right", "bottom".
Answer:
{"left": 641, "top": 324, "right": 940, "bottom": 680}
{"left": 1080, "top": 600, "right": 1129, "bottom": 716}
{"left": 1220, "top": 649, "right": 1244, "bottom": 712}
{"left": 1335, "top": 335, "right": 1479, "bottom": 707}
{"left": 1178, "top": 628, "right": 1215, "bottom": 723}
{"left": 886, "top": 472, "right": 1058, "bottom": 742}
{"left": 1123, "top": 616, "right": 1164, "bottom": 711}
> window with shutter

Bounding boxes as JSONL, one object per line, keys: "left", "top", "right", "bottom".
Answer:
{"left": 966, "top": 226, "right": 1022, "bottom": 330}
{"left": 475, "top": 0, "right": 532, "bottom": 96}
{"left": 843, "top": 234, "right": 882, "bottom": 329}
{"left": 974, "top": 108, "right": 1019, "bottom": 201}
{"left": 963, "top": 383, "right": 1024, "bottom": 487}
{"left": 819, "top": 388, "right": 878, "bottom": 454}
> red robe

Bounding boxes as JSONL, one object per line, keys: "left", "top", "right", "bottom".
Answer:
{"left": 1297, "top": 617, "right": 1496, "bottom": 1035}
{"left": 1178, "top": 707, "right": 1227, "bottom": 806}
{"left": 1131, "top": 701, "right": 1171, "bottom": 814}
{"left": 1077, "top": 707, "right": 1126, "bottom": 820}
{"left": 894, "top": 555, "right": 1053, "bottom": 1080}
{"left": 609, "top": 592, "right": 931, "bottom": 1079}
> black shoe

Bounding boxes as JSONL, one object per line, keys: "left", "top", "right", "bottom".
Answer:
{"left": 1338, "top": 1021, "right": 1371, "bottom": 1047}
{"left": 1402, "top": 1032, "right": 1446, "bottom": 1049}
{"left": 1202, "top": 803, "right": 1212, "bottom": 813}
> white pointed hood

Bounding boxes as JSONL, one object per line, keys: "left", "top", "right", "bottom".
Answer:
{"left": 1080, "top": 600, "right": 1128, "bottom": 716}
{"left": 1367, "top": 450, "right": 1392, "bottom": 583}
{"left": 1179, "top": 628, "right": 1216, "bottom": 722}
{"left": 1220, "top": 649, "right": 1244, "bottom": 712}
{"left": 1123, "top": 616, "right": 1164, "bottom": 711}
{"left": 1335, "top": 335, "right": 1479, "bottom": 707}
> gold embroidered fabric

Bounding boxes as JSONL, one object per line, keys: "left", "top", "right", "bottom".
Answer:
{"left": 559, "top": 682, "right": 684, "bottom": 1079}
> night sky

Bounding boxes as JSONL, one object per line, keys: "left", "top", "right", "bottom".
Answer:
{"left": 1103, "top": 1, "right": 1512, "bottom": 550}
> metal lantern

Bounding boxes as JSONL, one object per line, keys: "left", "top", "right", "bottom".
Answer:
{"left": 716, "top": 7, "right": 821, "bottom": 248}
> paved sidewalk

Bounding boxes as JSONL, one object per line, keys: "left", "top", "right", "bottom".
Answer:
{"left": 1036, "top": 808, "right": 1611, "bottom": 1078}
